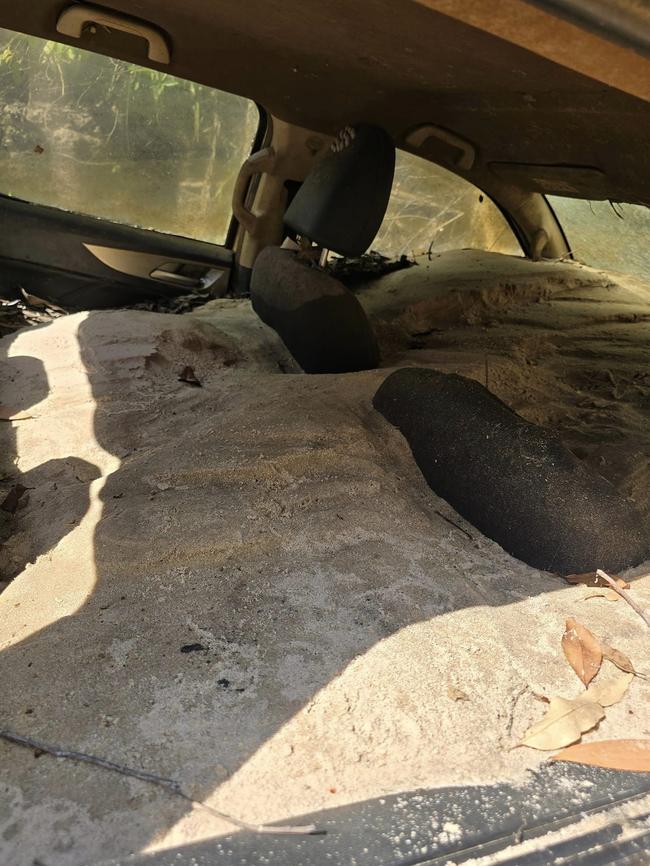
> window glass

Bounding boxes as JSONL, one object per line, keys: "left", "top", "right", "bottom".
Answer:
{"left": 371, "top": 150, "right": 521, "bottom": 258}
{"left": 0, "top": 29, "right": 260, "bottom": 243}
{"left": 548, "top": 197, "right": 650, "bottom": 281}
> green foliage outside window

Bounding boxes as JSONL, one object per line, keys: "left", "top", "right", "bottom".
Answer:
{"left": 0, "top": 29, "right": 259, "bottom": 243}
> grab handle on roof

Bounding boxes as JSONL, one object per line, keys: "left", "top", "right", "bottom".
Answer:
{"left": 56, "top": 3, "right": 170, "bottom": 64}
{"left": 405, "top": 124, "right": 475, "bottom": 171}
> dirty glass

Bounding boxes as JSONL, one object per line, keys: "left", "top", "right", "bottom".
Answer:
{"left": 0, "top": 29, "right": 260, "bottom": 243}
{"left": 371, "top": 150, "right": 521, "bottom": 258}
{"left": 548, "top": 197, "right": 650, "bottom": 281}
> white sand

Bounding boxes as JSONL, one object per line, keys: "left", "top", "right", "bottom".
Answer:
{"left": 1, "top": 250, "right": 649, "bottom": 865}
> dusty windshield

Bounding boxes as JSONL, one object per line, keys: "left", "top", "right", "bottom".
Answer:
{"left": 0, "top": 28, "right": 259, "bottom": 243}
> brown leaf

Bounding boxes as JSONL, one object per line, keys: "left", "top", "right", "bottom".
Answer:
{"left": 600, "top": 642, "right": 637, "bottom": 676}
{"left": 611, "top": 577, "right": 630, "bottom": 590}
{"left": 584, "top": 590, "right": 620, "bottom": 602}
{"left": 178, "top": 366, "right": 202, "bottom": 387}
{"left": 597, "top": 569, "right": 650, "bottom": 629}
{"left": 551, "top": 739, "right": 650, "bottom": 772}
{"left": 520, "top": 695, "right": 604, "bottom": 751}
{"left": 583, "top": 577, "right": 631, "bottom": 602}
{"left": 447, "top": 685, "right": 469, "bottom": 702}
{"left": 561, "top": 617, "right": 602, "bottom": 686}
{"left": 20, "top": 288, "right": 51, "bottom": 309}
{"left": 33, "top": 144, "right": 44, "bottom": 154}
{"left": 565, "top": 571, "right": 629, "bottom": 589}
{"left": 584, "top": 672, "right": 634, "bottom": 707}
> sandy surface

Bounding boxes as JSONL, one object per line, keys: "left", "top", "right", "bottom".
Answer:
{"left": 360, "top": 250, "right": 650, "bottom": 519}
{"left": 1, "top": 250, "right": 649, "bottom": 865}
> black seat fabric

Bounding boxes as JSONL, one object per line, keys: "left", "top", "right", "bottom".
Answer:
{"left": 374, "top": 367, "right": 649, "bottom": 574}
{"left": 251, "top": 247, "right": 380, "bottom": 374}
{"left": 285, "top": 124, "right": 395, "bottom": 258}
{"left": 250, "top": 124, "right": 394, "bottom": 374}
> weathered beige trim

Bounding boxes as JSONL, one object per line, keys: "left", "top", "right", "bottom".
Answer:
{"left": 235, "top": 117, "right": 332, "bottom": 270}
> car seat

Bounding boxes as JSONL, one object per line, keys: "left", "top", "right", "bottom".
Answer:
{"left": 250, "top": 124, "right": 395, "bottom": 374}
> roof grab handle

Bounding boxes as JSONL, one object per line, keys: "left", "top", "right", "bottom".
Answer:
{"left": 56, "top": 3, "right": 171, "bottom": 64}
{"left": 405, "top": 124, "right": 476, "bottom": 171}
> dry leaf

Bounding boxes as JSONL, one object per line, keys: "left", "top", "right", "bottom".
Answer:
{"left": 565, "top": 571, "right": 628, "bottom": 589}
{"left": 447, "top": 685, "right": 469, "bottom": 702}
{"left": 0, "top": 405, "right": 34, "bottom": 422}
{"left": 596, "top": 569, "right": 650, "bottom": 629}
{"left": 561, "top": 617, "right": 602, "bottom": 686}
{"left": 585, "top": 590, "right": 620, "bottom": 602}
{"left": 520, "top": 695, "right": 604, "bottom": 750}
{"left": 178, "top": 365, "right": 202, "bottom": 387}
{"left": 600, "top": 642, "right": 637, "bottom": 676}
{"left": 584, "top": 577, "right": 631, "bottom": 602}
{"left": 584, "top": 672, "right": 634, "bottom": 707}
{"left": 20, "top": 288, "right": 50, "bottom": 309}
{"left": 551, "top": 739, "right": 650, "bottom": 772}
{"left": 609, "top": 576, "right": 630, "bottom": 590}
{"left": 17, "top": 287, "right": 66, "bottom": 314}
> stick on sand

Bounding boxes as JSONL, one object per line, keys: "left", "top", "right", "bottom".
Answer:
{"left": 596, "top": 569, "right": 650, "bottom": 629}
{"left": 0, "top": 730, "right": 320, "bottom": 835}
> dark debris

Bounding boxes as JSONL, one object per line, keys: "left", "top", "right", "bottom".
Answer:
{"left": 326, "top": 251, "right": 414, "bottom": 289}
{"left": 180, "top": 643, "right": 206, "bottom": 654}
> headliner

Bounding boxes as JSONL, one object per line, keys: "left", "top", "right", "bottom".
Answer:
{"left": 1, "top": 0, "right": 649, "bottom": 204}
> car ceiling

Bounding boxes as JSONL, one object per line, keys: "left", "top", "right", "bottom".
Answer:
{"left": 1, "top": 0, "right": 650, "bottom": 206}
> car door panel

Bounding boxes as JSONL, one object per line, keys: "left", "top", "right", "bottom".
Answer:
{"left": 0, "top": 24, "right": 262, "bottom": 311}
{"left": 0, "top": 194, "right": 232, "bottom": 309}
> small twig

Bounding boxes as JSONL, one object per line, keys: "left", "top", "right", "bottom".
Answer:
{"left": 435, "top": 510, "right": 474, "bottom": 541}
{"left": 0, "top": 730, "right": 319, "bottom": 835}
{"left": 596, "top": 569, "right": 650, "bottom": 628}
{"left": 505, "top": 684, "right": 528, "bottom": 741}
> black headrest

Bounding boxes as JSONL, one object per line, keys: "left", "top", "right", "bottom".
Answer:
{"left": 284, "top": 124, "right": 395, "bottom": 257}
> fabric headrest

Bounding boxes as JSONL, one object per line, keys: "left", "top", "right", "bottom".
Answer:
{"left": 284, "top": 124, "right": 395, "bottom": 257}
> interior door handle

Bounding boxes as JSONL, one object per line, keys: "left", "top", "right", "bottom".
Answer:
{"left": 149, "top": 266, "right": 223, "bottom": 290}
{"left": 149, "top": 268, "right": 202, "bottom": 288}
{"left": 83, "top": 244, "right": 229, "bottom": 291}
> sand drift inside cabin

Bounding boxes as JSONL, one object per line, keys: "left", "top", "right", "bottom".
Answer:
{"left": 1, "top": 251, "right": 650, "bottom": 864}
